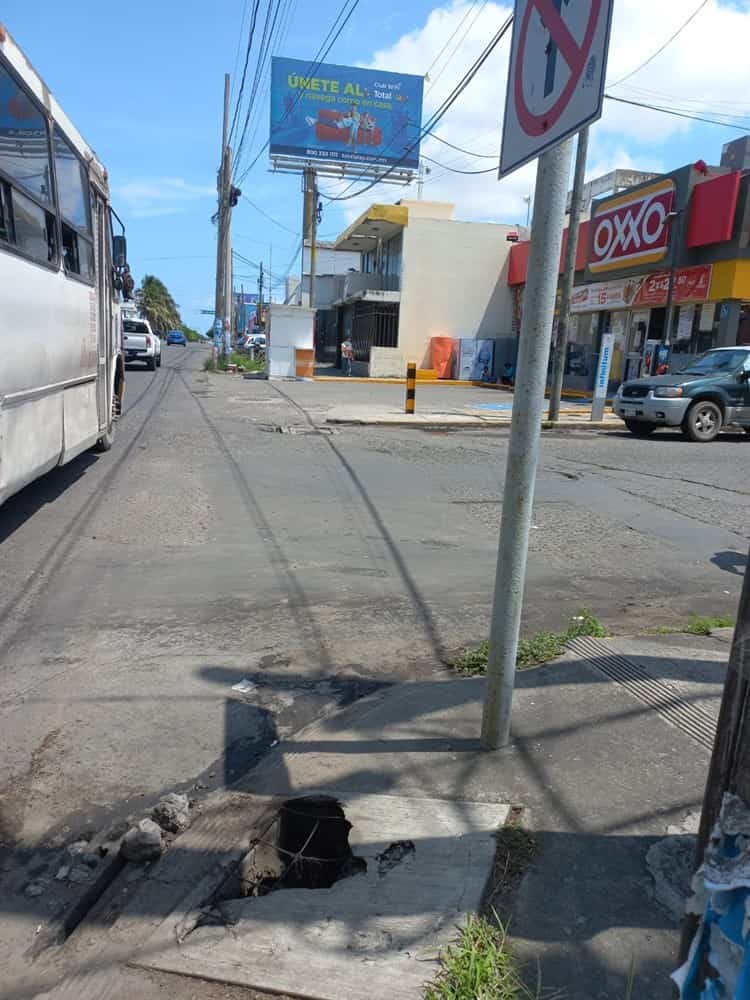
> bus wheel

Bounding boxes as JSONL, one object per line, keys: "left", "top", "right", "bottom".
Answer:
{"left": 95, "top": 422, "right": 116, "bottom": 452}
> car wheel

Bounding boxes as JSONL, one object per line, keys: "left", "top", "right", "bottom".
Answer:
{"left": 146, "top": 357, "right": 156, "bottom": 371}
{"left": 624, "top": 419, "right": 656, "bottom": 437}
{"left": 156, "top": 354, "right": 162, "bottom": 367}
{"left": 683, "top": 400, "right": 722, "bottom": 442}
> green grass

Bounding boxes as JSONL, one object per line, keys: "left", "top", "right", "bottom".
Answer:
{"left": 649, "top": 615, "right": 735, "bottom": 637}
{"left": 203, "top": 351, "right": 264, "bottom": 374}
{"left": 423, "top": 915, "right": 538, "bottom": 1000}
{"left": 454, "top": 610, "right": 607, "bottom": 676}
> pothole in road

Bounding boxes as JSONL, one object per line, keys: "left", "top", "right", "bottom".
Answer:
{"left": 215, "top": 796, "right": 366, "bottom": 902}
{"left": 257, "top": 424, "right": 338, "bottom": 435}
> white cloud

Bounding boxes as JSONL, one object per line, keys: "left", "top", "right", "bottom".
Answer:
{"left": 115, "top": 177, "right": 216, "bottom": 219}
{"left": 321, "top": 0, "right": 750, "bottom": 230}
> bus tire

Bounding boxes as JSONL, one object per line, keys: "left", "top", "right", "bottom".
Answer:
{"left": 95, "top": 422, "right": 116, "bottom": 452}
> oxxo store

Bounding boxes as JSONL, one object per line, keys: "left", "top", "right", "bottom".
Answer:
{"left": 508, "top": 156, "right": 750, "bottom": 393}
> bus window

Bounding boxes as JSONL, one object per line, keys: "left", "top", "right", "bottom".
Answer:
{"left": 0, "top": 182, "right": 11, "bottom": 242}
{"left": 54, "top": 129, "right": 90, "bottom": 231}
{"left": 12, "top": 186, "right": 57, "bottom": 263}
{"left": 0, "top": 62, "right": 53, "bottom": 205}
{"left": 53, "top": 127, "right": 93, "bottom": 281}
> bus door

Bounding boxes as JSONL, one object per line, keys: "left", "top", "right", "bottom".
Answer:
{"left": 93, "top": 191, "right": 111, "bottom": 431}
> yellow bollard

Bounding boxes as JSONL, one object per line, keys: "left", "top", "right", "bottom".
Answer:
{"left": 405, "top": 362, "right": 416, "bottom": 414}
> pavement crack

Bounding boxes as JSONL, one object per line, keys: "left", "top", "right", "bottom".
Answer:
{"left": 553, "top": 457, "right": 750, "bottom": 497}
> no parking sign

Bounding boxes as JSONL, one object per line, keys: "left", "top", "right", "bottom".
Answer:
{"left": 499, "top": 0, "right": 613, "bottom": 177}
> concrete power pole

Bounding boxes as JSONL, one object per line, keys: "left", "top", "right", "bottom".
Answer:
{"left": 548, "top": 125, "right": 589, "bottom": 423}
{"left": 257, "top": 261, "right": 264, "bottom": 329}
{"left": 214, "top": 73, "right": 231, "bottom": 361}
{"left": 679, "top": 547, "right": 750, "bottom": 962}
{"left": 302, "top": 168, "right": 317, "bottom": 308}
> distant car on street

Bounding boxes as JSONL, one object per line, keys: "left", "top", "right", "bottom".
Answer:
{"left": 166, "top": 330, "right": 187, "bottom": 346}
{"left": 613, "top": 346, "right": 750, "bottom": 442}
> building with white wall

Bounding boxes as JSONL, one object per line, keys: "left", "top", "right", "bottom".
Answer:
{"left": 324, "top": 200, "right": 521, "bottom": 376}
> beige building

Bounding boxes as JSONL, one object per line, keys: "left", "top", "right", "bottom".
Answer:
{"left": 319, "top": 200, "right": 522, "bottom": 376}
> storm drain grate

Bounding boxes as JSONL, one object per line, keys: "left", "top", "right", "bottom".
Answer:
{"left": 567, "top": 635, "right": 718, "bottom": 751}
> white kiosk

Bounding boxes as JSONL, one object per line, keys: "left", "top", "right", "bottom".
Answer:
{"left": 266, "top": 305, "right": 315, "bottom": 380}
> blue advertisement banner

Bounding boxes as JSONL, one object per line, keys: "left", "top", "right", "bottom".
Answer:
{"left": 270, "top": 57, "right": 424, "bottom": 170}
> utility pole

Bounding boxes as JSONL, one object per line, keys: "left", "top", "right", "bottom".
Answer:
{"left": 679, "top": 547, "right": 750, "bottom": 964}
{"left": 257, "top": 260, "right": 264, "bottom": 329}
{"left": 214, "top": 73, "right": 231, "bottom": 361}
{"left": 225, "top": 207, "right": 233, "bottom": 355}
{"left": 269, "top": 244, "right": 273, "bottom": 306}
{"left": 481, "top": 138, "right": 573, "bottom": 750}
{"left": 302, "top": 168, "right": 319, "bottom": 309}
{"left": 548, "top": 125, "right": 589, "bottom": 423}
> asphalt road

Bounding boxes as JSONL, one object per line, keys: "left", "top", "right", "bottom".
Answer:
{"left": 0, "top": 344, "right": 747, "bottom": 944}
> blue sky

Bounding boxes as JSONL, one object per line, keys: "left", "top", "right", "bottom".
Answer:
{"left": 4, "top": 0, "right": 748, "bottom": 332}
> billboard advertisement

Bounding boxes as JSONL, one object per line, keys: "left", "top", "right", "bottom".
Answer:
{"left": 270, "top": 57, "right": 424, "bottom": 170}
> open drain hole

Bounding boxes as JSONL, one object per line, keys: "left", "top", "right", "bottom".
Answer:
{"left": 218, "top": 796, "right": 366, "bottom": 902}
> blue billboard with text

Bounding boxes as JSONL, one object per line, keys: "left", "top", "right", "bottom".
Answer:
{"left": 270, "top": 57, "right": 424, "bottom": 170}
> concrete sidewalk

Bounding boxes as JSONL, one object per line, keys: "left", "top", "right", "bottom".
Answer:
{"left": 325, "top": 402, "right": 620, "bottom": 429}
{"left": 33, "top": 631, "right": 728, "bottom": 1000}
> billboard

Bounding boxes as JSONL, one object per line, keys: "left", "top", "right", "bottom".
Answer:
{"left": 270, "top": 57, "right": 424, "bottom": 170}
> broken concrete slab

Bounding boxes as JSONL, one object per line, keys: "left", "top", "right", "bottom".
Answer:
{"left": 135, "top": 793, "right": 509, "bottom": 1000}
{"left": 120, "top": 819, "right": 163, "bottom": 863}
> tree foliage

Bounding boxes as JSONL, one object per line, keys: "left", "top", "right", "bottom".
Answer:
{"left": 136, "top": 275, "right": 181, "bottom": 334}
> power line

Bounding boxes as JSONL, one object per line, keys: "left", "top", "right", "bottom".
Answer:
{"left": 421, "top": 153, "right": 495, "bottom": 175}
{"left": 235, "top": 0, "right": 361, "bottom": 185}
{"left": 319, "top": 14, "right": 512, "bottom": 203}
{"left": 241, "top": 195, "right": 300, "bottom": 235}
{"left": 425, "top": 0, "right": 491, "bottom": 97}
{"left": 604, "top": 94, "right": 750, "bottom": 132}
{"left": 229, "top": 0, "right": 263, "bottom": 143}
{"left": 427, "top": 130, "right": 497, "bottom": 159}
{"left": 607, "top": 0, "right": 710, "bottom": 88}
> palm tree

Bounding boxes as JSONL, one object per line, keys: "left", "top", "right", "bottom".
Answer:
{"left": 137, "top": 275, "right": 181, "bottom": 334}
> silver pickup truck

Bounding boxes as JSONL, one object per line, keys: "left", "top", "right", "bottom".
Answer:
{"left": 123, "top": 317, "right": 162, "bottom": 371}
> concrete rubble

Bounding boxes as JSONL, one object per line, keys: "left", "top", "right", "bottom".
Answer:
{"left": 151, "top": 792, "right": 192, "bottom": 834}
{"left": 120, "top": 819, "right": 164, "bottom": 863}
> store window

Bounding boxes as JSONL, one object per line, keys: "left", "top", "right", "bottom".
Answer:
{"left": 672, "top": 303, "right": 718, "bottom": 357}
{"left": 565, "top": 312, "right": 597, "bottom": 377}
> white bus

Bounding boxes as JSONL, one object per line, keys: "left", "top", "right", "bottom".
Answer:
{"left": 0, "top": 25, "right": 126, "bottom": 508}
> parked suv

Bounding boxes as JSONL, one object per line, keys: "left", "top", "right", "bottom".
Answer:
{"left": 613, "top": 347, "right": 750, "bottom": 442}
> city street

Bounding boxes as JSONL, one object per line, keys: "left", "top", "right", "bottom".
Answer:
{"left": 0, "top": 344, "right": 748, "bottom": 991}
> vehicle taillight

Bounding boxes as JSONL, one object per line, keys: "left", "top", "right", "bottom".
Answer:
{"left": 146, "top": 336, "right": 152, "bottom": 348}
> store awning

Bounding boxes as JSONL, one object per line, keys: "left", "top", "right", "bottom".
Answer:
{"left": 333, "top": 203, "right": 408, "bottom": 252}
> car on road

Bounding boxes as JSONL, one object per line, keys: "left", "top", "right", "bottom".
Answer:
{"left": 123, "top": 317, "right": 161, "bottom": 370}
{"left": 166, "top": 330, "right": 187, "bottom": 346}
{"left": 614, "top": 346, "right": 750, "bottom": 442}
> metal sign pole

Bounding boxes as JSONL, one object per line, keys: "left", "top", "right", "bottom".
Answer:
{"left": 481, "top": 137, "right": 573, "bottom": 750}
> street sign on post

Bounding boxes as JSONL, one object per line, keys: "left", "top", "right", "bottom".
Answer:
{"left": 591, "top": 331, "right": 614, "bottom": 421}
{"left": 482, "top": 0, "right": 614, "bottom": 750}
{"left": 499, "top": 0, "right": 614, "bottom": 177}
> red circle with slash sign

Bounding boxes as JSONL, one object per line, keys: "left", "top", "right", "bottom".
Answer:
{"left": 514, "top": 0, "right": 602, "bottom": 137}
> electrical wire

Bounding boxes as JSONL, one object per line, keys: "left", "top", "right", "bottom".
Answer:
{"left": 242, "top": 195, "right": 300, "bottom": 235}
{"left": 319, "top": 14, "right": 512, "bottom": 203}
{"left": 426, "top": 130, "right": 497, "bottom": 158}
{"left": 233, "top": 0, "right": 286, "bottom": 168}
{"left": 229, "top": 0, "right": 263, "bottom": 143}
{"left": 604, "top": 94, "right": 750, "bottom": 132}
{"left": 234, "top": 0, "right": 361, "bottom": 185}
{"left": 607, "top": 0, "right": 710, "bottom": 88}
{"left": 420, "top": 153, "right": 495, "bottom": 175}
{"left": 425, "top": 0, "right": 490, "bottom": 96}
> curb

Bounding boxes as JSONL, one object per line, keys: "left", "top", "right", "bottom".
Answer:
{"left": 325, "top": 417, "right": 618, "bottom": 431}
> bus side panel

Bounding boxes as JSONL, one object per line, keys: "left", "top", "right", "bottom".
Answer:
{"left": 0, "top": 393, "right": 63, "bottom": 504}
{"left": 0, "top": 256, "right": 97, "bottom": 403}
{"left": 61, "top": 381, "right": 99, "bottom": 463}
{"left": 0, "top": 250, "right": 97, "bottom": 502}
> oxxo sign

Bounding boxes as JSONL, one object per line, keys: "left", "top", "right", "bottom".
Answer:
{"left": 589, "top": 178, "right": 675, "bottom": 274}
